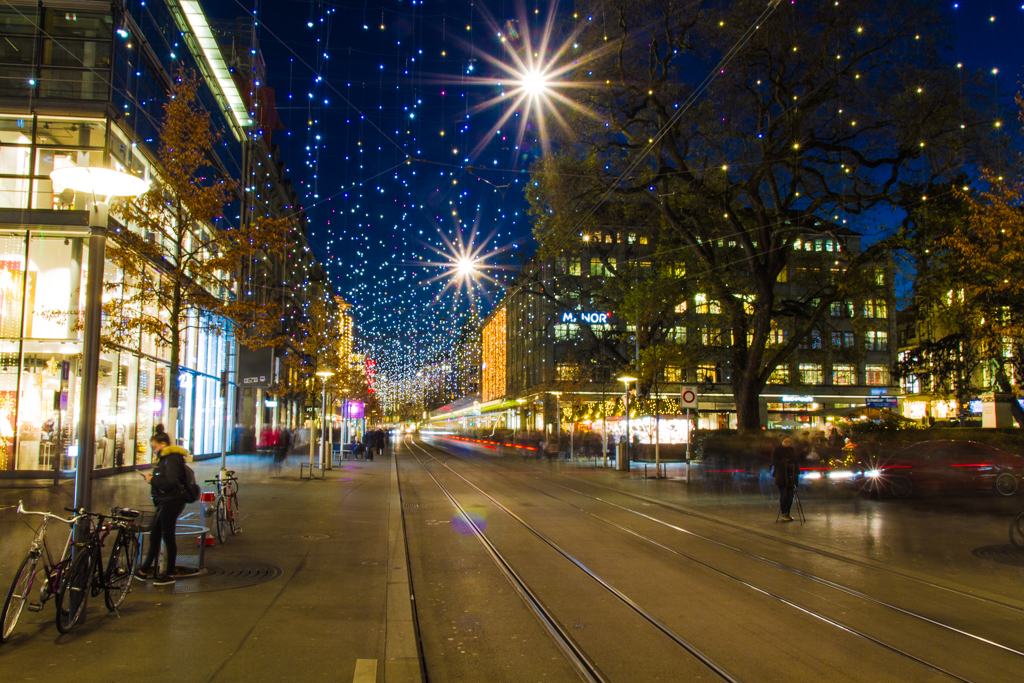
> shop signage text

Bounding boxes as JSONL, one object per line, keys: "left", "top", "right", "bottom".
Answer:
{"left": 560, "top": 311, "right": 611, "bottom": 324}
{"left": 781, "top": 395, "right": 815, "bottom": 403}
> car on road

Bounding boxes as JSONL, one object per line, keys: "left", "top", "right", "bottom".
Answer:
{"left": 856, "top": 440, "right": 1024, "bottom": 498}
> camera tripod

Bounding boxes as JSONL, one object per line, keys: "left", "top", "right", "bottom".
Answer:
{"left": 775, "top": 486, "right": 806, "bottom": 525}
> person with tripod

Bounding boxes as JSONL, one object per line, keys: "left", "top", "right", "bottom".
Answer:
{"left": 771, "top": 435, "right": 801, "bottom": 522}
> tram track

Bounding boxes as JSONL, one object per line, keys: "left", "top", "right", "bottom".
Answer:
{"left": 411, "top": 436, "right": 1024, "bottom": 682}
{"left": 402, "top": 436, "right": 743, "bottom": 683}
{"left": 543, "top": 455, "right": 1024, "bottom": 617}
{"left": 449, "top": 444, "right": 1024, "bottom": 660}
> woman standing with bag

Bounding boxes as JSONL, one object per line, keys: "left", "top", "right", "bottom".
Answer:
{"left": 134, "top": 432, "right": 190, "bottom": 586}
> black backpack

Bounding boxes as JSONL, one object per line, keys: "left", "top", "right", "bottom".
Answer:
{"left": 179, "top": 463, "right": 201, "bottom": 503}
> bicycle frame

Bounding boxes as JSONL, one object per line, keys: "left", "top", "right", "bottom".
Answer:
{"left": 16, "top": 504, "right": 81, "bottom": 599}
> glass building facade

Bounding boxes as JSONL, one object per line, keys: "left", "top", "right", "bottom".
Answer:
{"left": 0, "top": 0, "right": 245, "bottom": 476}
{"left": 0, "top": 113, "right": 236, "bottom": 476}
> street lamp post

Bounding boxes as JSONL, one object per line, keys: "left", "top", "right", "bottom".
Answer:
{"left": 340, "top": 389, "right": 350, "bottom": 458}
{"left": 515, "top": 398, "right": 526, "bottom": 442}
{"left": 617, "top": 376, "right": 637, "bottom": 472}
{"left": 48, "top": 167, "right": 149, "bottom": 515}
{"left": 550, "top": 391, "right": 562, "bottom": 458}
{"left": 315, "top": 371, "right": 335, "bottom": 471}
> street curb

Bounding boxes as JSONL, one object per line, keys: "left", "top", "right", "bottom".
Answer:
{"left": 385, "top": 451, "right": 427, "bottom": 683}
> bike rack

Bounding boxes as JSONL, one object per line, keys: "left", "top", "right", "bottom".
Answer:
{"left": 135, "top": 523, "right": 211, "bottom": 575}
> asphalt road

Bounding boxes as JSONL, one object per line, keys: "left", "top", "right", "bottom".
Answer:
{"left": 397, "top": 434, "right": 1024, "bottom": 683}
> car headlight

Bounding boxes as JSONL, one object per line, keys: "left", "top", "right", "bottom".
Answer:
{"left": 802, "top": 471, "right": 822, "bottom": 480}
{"left": 865, "top": 469, "right": 882, "bottom": 478}
{"left": 827, "top": 470, "right": 855, "bottom": 479}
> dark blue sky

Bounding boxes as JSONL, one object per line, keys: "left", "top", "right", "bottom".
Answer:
{"left": 209, "top": 0, "right": 1024, "bottom": 403}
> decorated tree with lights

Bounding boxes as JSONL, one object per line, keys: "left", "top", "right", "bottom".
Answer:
{"left": 108, "top": 69, "right": 290, "bottom": 432}
{"left": 527, "top": 0, "right": 994, "bottom": 429}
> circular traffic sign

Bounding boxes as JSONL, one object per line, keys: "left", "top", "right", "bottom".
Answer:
{"left": 682, "top": 389, "right": 696, "bottom": 404}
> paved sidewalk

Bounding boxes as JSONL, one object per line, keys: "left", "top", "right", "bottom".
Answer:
{"left": 0, "top": 454, "right": 419, "bottom": 683}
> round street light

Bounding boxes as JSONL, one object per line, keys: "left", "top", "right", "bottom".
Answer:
{"left": 50, "top": 166, "right": 150, "bottom": 198}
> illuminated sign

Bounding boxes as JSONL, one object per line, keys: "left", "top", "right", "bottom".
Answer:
{"left": 560, "top": 311, "right": 611, "bottom": 325}
{"left": 781, "top": 395, "right": 815, "bottom": 403}
{"left": 346, "top": 401, "right": 365, "bottom": 419}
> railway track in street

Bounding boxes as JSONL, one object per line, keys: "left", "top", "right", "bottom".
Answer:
{"left": 400, "top": 435, "right": 1024, "bottom": 682}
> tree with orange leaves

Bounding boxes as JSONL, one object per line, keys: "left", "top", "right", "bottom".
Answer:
{"left": 900, "top": 92, "right": 1024, "bottom": 425}
{"left": 108, "top": 69, "right": 290, "bottom": 432}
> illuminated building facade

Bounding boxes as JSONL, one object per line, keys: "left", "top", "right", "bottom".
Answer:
{"left": 481, "top": 305, "right": 506, "bottom": 403}
{"left": 482, "top": 227, "right": 897, "bottom": 433}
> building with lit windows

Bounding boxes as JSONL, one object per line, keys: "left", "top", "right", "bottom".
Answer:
{"left": 462, "top": 225, "right": 897, "bottom": 438}
{"left": 0, "top": 0, "right": 325, "bottom": 478}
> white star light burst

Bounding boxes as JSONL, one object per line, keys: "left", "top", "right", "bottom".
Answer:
{"left": 418, "top": 221, "right": 509, "bottom": 312}
{"left": 463, "top": 1, "right": 612, "bottom": 157}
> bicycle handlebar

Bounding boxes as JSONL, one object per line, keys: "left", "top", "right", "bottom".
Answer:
{"left": 60, "top": 504, "right": 137, "bottom": 524}
{"left": 19, "top": 501, "right": 81, "bottom": 525}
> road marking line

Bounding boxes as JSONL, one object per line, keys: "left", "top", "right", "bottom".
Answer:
{"left": 353, "top": 659, "right": 377, "bottom": 683}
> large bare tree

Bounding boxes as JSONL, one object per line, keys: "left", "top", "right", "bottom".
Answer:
{"left": 527, "top": 0, "right": 994, "bottom": 428}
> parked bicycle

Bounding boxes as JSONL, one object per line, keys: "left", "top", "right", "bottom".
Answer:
{"left": 1, "top": 502, "right": 143, "bottom": 642}
{"left": 205, "top": 471, "right": 240, "bottom": 543}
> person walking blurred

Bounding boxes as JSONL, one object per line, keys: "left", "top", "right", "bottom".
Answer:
{"left": 771, "top": 436, "right": 800, "bottom": 522}
{"left": 273, "top": 427, "right": 291, "bottom": 471}
{"left": 362, "top": 430, "right": 373, "bottom": 461}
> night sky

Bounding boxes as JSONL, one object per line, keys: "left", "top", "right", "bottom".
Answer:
{"left": 207, "top": 0, "right": 1024, "bottom": 408}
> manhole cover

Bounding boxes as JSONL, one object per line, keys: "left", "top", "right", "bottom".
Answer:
{"left": 973, "top": 544, "right": 1024, "bottom": 566}
{"left": 139, "top": 558, "right": 283, "bottom": 594}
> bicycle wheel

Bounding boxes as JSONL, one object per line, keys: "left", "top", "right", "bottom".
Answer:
{"left": 1, "top": 554, "right": 38, "bottom": 643}
{"left": 228, "top": 492, "right": 239, "bottom": 535}
{"left": 215, "top": 496, "right": 227, "bottom": 544}
{"left": 1010, "top": 511, "right": 1024, "bottom": 549}
{"left": 56, "top": 549, "right": 94, "bottom": 633}
{"left": 104, "top": 533, "right": 136, "bottom": 611}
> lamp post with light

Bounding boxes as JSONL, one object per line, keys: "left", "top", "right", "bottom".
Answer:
{"left": 550, "top": 391, "right": 562, "bottom": 458}
{"left": 49, "top": 166, "right": 149, "bottom": 514}
{"left": 340, "top": 389, "right": 350, "bottom": 456}
{"left": 315, "top": 370, "right": 335, "bottom": 470}
{"left": 617, "top": 376, "right": 637, "bottom": 472}
{"left": 515, "top": 398, "right": 526, "bottom": 442}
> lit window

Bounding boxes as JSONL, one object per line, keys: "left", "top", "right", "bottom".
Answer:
{"left": 832, "top": 364, "right": 856, "bottom": 385}
{"left": 799, "top": 363, "right": 823, "bottom": 385}
{"left": 769, "top": 365, "right": 791, "bottom": 384}
{"left": 865, "top": 365, "right": 888, "bottom": 386}
{"left": 696, "top": 364, "right": 717, "bottom": 382}
{"left": 865, "top": 330, "right": 888, "bottom": 351}
{"left": 695, "top": 294, "right": 721, "bottom": 314}
{"left": 557, "top": 363, "right": 580, "bottom": 381}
